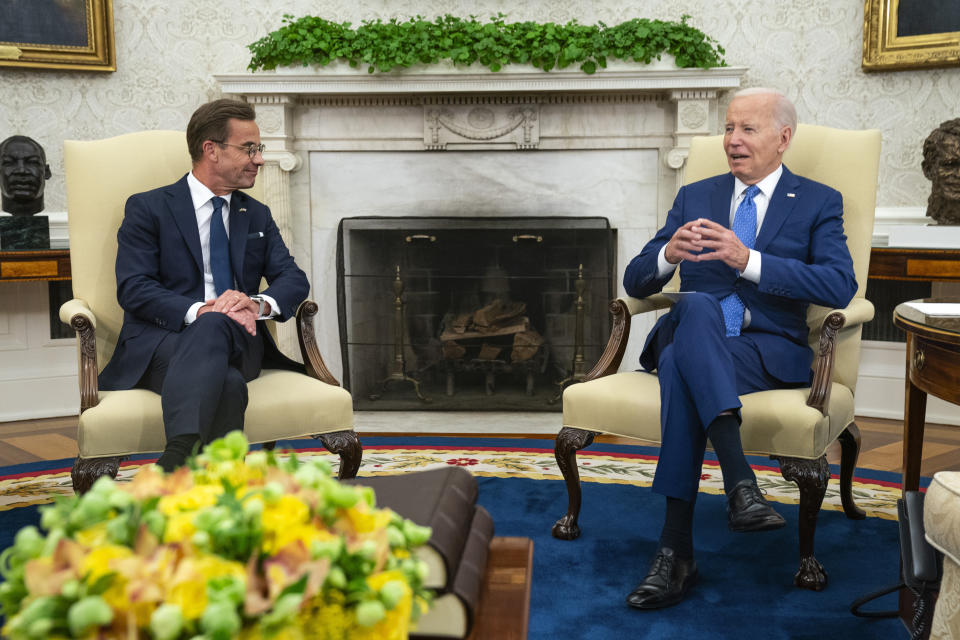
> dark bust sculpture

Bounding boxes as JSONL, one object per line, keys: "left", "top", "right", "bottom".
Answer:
{"left": 0, "top": 135, "right": 53, "bottom": 249}
{"left": 922, "top": 119, "right": 960, "bottom": 225}
{"left": 1, "top": 135, "right": 51, "bottom": 216}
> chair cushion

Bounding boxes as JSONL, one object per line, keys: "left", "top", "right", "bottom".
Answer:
{"left": 78, "top": 370, "right": 355, "bottom": 458}
{"left": 925, "top": 471, "right": 960, "bottom": 566}
{"left": 561, "top": 371, "right": 855, "bottom": 459}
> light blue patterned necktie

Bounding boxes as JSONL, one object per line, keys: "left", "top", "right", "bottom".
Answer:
{"left": 209, "top": 196, "right": 233, "bottom": 295}
{"left": 720, "top": 184, "right": 760, "bottom": 337}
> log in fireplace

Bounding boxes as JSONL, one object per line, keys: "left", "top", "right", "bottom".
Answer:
{"left": 338, "top": 217, "right": 615, "bottom": 411}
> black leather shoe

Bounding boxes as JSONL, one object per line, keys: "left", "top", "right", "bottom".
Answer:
{"left": 727, "top": 479, "right": 786, "bottom": 532}
{"left": 625, "top": 547, "right": 698, "bottom": 609}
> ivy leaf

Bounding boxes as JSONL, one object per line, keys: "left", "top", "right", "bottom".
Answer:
{"left": 246, "top": 14, "right": 726, "bottom": 73}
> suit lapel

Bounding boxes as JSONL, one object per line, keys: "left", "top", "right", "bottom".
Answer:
{"left": 755, "top": 165, "right": 800, "bottom": 252}
{"left": 166, "top": 175, "right": 204, "bottom": 274}
{"left": 229, "top": 191, "right": 250, "bottom": 291}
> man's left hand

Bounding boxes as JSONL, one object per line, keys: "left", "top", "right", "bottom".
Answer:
{"left": 205, "top": 289, "right": 260, "bottom": 335}
{"left": 226, "top": 307, "right": 258, "bottom": 336}
{"left": 209, "top": 289, "right": 258, "bottom": 316}
{"left": 688, "top": 219, "right": 751, "bottom": 271}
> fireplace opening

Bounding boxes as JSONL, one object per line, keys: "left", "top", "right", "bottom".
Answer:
{"left": 338, "top": 217, "right": 615, "bottom": 411}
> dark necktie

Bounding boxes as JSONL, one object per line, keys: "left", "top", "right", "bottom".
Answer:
{"left": 720, "top": 184, "right": 760, "bottom": 337}
{"left": 209, "top": 196, "right": 233, "bottom": 295}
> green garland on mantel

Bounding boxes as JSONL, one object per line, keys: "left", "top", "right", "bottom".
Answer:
{"left": 247, "top": 14, "right": 726, "bottom": 74}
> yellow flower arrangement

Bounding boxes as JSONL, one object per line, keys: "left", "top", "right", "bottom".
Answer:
{"left": 0, "top": 432, "right": 433, "bottom": 639}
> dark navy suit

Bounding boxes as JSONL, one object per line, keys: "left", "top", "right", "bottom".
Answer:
{"left": 99, "top": 174, "right": 309, "bottom": 440}
{"left": 623, "top": 165, "right": 857, "bottom": 500}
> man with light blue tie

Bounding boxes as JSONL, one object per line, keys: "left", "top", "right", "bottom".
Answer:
{"left": 623, "top": 88, "right": 857, "bottom": 609}
{"left": 98, "top": 99, "right": 309, "bottom": 471}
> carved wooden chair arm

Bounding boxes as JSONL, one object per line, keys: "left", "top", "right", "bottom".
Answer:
{"left": 295, "top": 300, "right": 340, "bottom": 386}
{"left": 60, "top": 298, "right": 100, "bottom": 412}
{"left": 805, "top": 298, "right": 875, "bottom": 414}
{"left": 584, "top": 294, "right": 675, "bottom": 381}
{"left": 620, "top": 293, "right": 676, "bottom": 317}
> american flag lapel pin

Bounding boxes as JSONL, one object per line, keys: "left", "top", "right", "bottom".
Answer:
{"left": 239, "top": 207, "right": 247, "bottom": 212}
{"left": 786, "top": 193, "right": 796, "bottom": 198}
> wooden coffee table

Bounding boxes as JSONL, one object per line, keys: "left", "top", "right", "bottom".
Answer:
{"left": 469, "top": 537, "right": 533, "bottom": 640}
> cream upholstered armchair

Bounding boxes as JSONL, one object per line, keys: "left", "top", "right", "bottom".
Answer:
{"left": 553, "top": 124, "right": 881, "bottom": 590}
{"left": 925, "top": 471, "right": 960, "bottom": 638}
{"left": 60, "top": 131, "right": 359, "bottom": 492}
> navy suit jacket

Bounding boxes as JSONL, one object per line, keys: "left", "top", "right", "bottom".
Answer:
{"left": 99, "top": 174, "right": 309, "bottom": 391}
{"left": 623, "top": 165, "right": 857, "bottom": 385}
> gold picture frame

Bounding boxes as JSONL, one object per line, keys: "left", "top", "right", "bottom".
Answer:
{"left": 0, "top": 0, "right": 115, "bottom": 72}
{"left": 863, "top": 0, "right": 960, "bottom": 71}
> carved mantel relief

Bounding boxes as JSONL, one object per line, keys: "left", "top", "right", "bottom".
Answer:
{"left": 667, "top": 90, "right": 718, "bottom": 187}
{"left": 424, "top": 102, "right": 539, "bottom": 150}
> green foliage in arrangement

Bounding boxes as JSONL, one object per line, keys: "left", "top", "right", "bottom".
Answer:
{"left": 247, "top": 14, "right": 726, "bottom": 74}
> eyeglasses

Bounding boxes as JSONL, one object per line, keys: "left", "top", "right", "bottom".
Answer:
{"left": 212, "top": 141, "right": 265, "bottom": 159}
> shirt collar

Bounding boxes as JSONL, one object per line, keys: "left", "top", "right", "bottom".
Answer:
{"left": 187, "top": 171, "right": 233, "bottom": 211}
{"left": 733, "top": 163, "right": 783, "bottom": 202}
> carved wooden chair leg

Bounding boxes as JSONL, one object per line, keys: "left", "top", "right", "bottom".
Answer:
{"left": 775, "top": 455, "right": 830, "bottom": 591}
{"left": 315, "top": 431, "right": 363, "bottom": 479}
{"left": 72, "top": 456, "right": 124, "bottom": 494}
{"left": 836, "top": 422, "right": 866, "bottom": 520}
{"left": 552, "top": 427, "right": 597, "bottom": 540}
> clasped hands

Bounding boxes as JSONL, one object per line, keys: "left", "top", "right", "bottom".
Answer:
{"left": 664, "top": 218, "right": 750, "bottom": 272}
{"left": 196, "top": 289, "right": 259, "bottom": 336}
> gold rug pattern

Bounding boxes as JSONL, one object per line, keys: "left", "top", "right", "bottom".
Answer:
{"left": 0, "top": 446, "right": 902, "bottom": 519}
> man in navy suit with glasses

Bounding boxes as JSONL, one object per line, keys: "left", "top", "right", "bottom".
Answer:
{"left": 623, "top": 88, "right": 857, "bottom": 609}
{"left": 99, "top": 99, "right": 309, "bottom": 471}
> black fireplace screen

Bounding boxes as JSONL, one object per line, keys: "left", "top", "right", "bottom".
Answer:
{"left": 337, "top": 217, "right": 615, "bottom": 411}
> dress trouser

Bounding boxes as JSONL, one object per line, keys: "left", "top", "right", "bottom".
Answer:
{"left": 136, "top": 312, "right": 264, "bottom": 442}
{"left": 646, "top": 293, "right": 785, "bottom": 501}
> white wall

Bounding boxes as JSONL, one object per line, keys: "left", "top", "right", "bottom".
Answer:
{"left": 2, "top": 0, "right": 955, "bottom": 211}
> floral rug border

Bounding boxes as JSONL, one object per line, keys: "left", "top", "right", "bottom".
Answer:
{"left": 0, "top": 446, "right": 901, "bottom": 520}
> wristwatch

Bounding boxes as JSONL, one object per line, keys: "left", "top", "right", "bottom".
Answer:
{"left": 250, "top": 295, "right": 266, "bottom": 318}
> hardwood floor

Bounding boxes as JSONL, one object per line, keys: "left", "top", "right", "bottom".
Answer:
{"left": 0, "top": 415, "right": 80, "bottom": 467}
{"left": 1, "top": 415, "right": 958, "bottom": 479}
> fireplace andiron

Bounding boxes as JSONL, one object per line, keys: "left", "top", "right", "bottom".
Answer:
{"left": 368, "top": 265, "right": 430, "bottom": 403}
{"left": 550, "top": 264, "right": 588, "bottom": 404}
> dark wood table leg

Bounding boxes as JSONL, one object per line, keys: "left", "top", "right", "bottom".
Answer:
{"left": 901, "top": 333, "right": 928, "bottom": 495}
{"left": 900, "top": 333, "right": 930, "bottom": 635}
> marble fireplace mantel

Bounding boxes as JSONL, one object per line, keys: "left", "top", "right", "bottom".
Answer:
{"left": 215, "top": 64, "right": 746, "bottom": 380}
{"left": 217, "top": 62, "right": 747, "bottom": 163}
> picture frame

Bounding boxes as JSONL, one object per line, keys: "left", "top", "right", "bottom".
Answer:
{"left": 863, "top": 0, "right": 960, "bottom": 71}
{"left": 0, "top": 0, "right": 115, "bottom": 72}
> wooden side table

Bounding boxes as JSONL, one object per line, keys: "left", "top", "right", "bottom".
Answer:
{"left": 870, "top": 247, "right": 960, "bottom": 282}
{"left": 0, "top": 249, "right": 71, "bottom": 282}
{"left": 893, "top": 299, "right": 960, "bottom": 636}
{"left": 893, "top": 299, "right": 960, "bottom": 494}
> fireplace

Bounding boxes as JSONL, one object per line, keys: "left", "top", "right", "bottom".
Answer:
{"left": 216, "top": 63, "right": 744, "bottom": 391}
{"left": 339, "top": 217, "right": 614, "bottom": 410}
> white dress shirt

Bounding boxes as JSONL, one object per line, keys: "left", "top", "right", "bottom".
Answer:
{"left": 184, "top": 172, "right": 278, "bottom": 324}
{"left": 654, "top": 164, "right": 784, "bottom": 327}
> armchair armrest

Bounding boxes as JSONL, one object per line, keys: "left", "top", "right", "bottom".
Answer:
{"left": 60, "top": 298, "right": 100, "bottom": 412}
{"left": 805, "top": 298, "right": 875, "bottom": 414}
{"left": 807, "top": 297, "right": 875, "bottom": 334}
{"left": 622, "top": 293, "right": 676, "bottom": 316}
{"left": 295, "top": 300, "right": 340, "bottom": 386}
{"left": 584, "top": 294, "right": 676, "bottom": 381}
